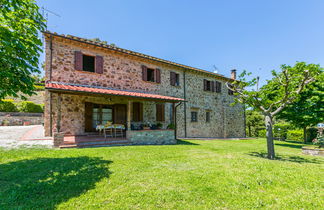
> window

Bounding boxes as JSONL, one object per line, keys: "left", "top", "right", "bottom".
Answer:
{"left": 204, "top": 79, "right": 214, "bottom": 92}
{"left": 74, "top": 51, "right": 103, "bottom": 74}
{"left": 170, "top": 72, "right": 180, "bottom": 86}
{"left": 215, "top": 81, "right": 222, "bottom": 93}
{"left": 142, "top": 65, "right": 161, "bottom": 83}
{"left": 191, "top": 111, "right": 198, "bottom": 122}
{"left": 132, "top": 102, "right": 143, "bottom": 122}
{"left": 147, "top": 68, "right": 155, "bottom": 82}
{"left": 206, "top": 111, "right": 210, "bottom": 123}
{"left": 83, "top": 55, "right": 95, "bottom": 72}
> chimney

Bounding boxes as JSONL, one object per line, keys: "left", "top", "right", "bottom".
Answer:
{"left": 231, "top": 69, "right": 237, "bottom": 80}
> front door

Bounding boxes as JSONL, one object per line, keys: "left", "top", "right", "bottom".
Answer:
{"left": 85, "top": 102, "right": 114, "bottom": 132}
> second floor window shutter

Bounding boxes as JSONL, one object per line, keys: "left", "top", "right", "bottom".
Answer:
{"left": 203, "top": 79, "right": 207, "bottom": 91}
{"left": 170, "top": 72, "right": 175, "bottom": 86}
{"left": 155, "top": 68, "right": 161, "bottom": 83}
{"left": 95, "top": 55, "right": 104, "bottom": 74}
{"left": 75, "top": 51, "right": 83, "bottom": 70}
{"left": 217, "top": 82, "right": 222, "bottom": 93}
{"left": 142, "top": 65, "right": 147, "bottom": 81}
{"left": 211, "top": 81, "right": 215, "bottom": 92}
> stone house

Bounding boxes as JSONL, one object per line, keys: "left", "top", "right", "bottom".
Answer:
{"left": 43, "top": 31, "right": 245, "bottom": 147}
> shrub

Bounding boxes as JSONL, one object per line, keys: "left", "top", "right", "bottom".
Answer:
{"left": 287, "top": 129, "right": 304, "bottom": 142}
{"left": 307, "top": 128, "right": 318, "bottom": 142}
{"left": 258, "top": 129, "right": 266, "bottom": 138}
{"left": 0, "top": 99, "right": 18, "bottom": 112}
{"left": 17, "top": 101, "right": 44, "bottom": 113}
{"left": 273, "top": 123, "right": 291, "bottom": 140}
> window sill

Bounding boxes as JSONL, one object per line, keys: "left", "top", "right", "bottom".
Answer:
{"left": 76, "top": 69, "right": 102, "bottom": 75}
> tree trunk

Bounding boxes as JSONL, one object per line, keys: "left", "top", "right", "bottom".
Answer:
{"left": 265, "top": 115, "right": 275, "bottom": 159}
{"left": 303, "top": 126, "right": 307, "bottom": 144}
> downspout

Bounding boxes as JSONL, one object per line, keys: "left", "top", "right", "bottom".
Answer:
{"left": 174, "top": 101, "right": 183, "bottom": 140}
{"left": 49, "top": 35, "right": 53, "bottom": 136}
{"left": 183, "top": 70, "right": 187, "bottom": 137}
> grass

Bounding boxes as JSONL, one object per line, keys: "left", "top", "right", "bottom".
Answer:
{"left": 0, "top": 139, "right": 323, "bottom": 209}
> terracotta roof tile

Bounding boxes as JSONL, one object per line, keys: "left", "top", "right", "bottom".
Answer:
{"left": 46, "top": 83, "right": 185, "bottom": 102}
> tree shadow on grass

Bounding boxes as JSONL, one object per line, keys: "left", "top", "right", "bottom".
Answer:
{"left": 248, "top": 152, "right": 323, "bottom": 164}
{"left": 177, "top": 139, "right": 199, "bottom": 145}
{"left": 275, "top": 143, "right": 304, "bottom": 149}
{"left": 0, "top": 157, "right": 112, "bottom": 209}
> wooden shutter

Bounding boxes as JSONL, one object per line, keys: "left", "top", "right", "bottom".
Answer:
{"left": 203, "top": 79, "right": 207, "bottom": 91}
{"left": 211, "top": 81, "right": 215, "bottom": 92}
{"left": 75, "top": 51, "right": 83, "bottom": 70}
{"left": 132, "top": 102, "right": 143, "bottom": 122}
{"left": 84, "top": 102, "right": 93, "bottom": 132}
{"left": 156, "top": 104, "right": 165, "bottom": 122}
{"left": 114, "top": 104, "right": 127, "bottom": 125}
{"left": 95, "top": 55, "right": 104, "bottom": 74}
{"left": 155, "top": 68, "right": 161, "bottom": 83}
{"left": 142, "top": 65, "right": 147, "bottom": 81}
{"left": 170, "top": 72, "right": 175, "bottom": 86}
{"left": 216, "top": 81, "right": 222, "bottom": 93}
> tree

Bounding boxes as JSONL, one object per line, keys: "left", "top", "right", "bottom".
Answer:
{"left": 277, "top": 73, "right": 324, "bottom": 143}
{"left": 0, "top": 0, "right": 45, "bottom": 100}
{"left": 246, "top": 110, "right": 264, "bottom": 137}
{"left": 227, "top": 62, "right": 322, "bottom": 159}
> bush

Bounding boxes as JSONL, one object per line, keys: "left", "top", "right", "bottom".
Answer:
{"left": 307, "top": 128, "right": 318, "bottom": 142}
{"left": 0, "top": 99, "right": 18, "bottom": 112}
{"left": 17, "top": 101, "right": 44, "bottom": 113}
{"left": 258, "top": 129, "right": 266, "bottom": 138}
{"left": 273, "top": 123, "right": 291, "bottom": 140}
{"left": 287, "top": 129, "right": 304, "bottom": 142}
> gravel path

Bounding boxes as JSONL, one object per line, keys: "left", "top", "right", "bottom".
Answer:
{"left": 0, "top": 125, "right": 53, "bottom": 149}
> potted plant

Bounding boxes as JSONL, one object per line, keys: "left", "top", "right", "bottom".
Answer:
{"left": 142, "top": 122, "right": 151, "bottom": 130}
{"left": 156, "top": 122, "right": 163, "bottom": 129}
{"left": 167, "top": 123, "right": 175, "bottom": 129}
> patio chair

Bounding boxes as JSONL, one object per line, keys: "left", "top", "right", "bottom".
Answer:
{"left": 113, "top": 124, "right": 125, "bottom": 138}
{"left": 103, "top": 122, "right": 114, "bottom": 138}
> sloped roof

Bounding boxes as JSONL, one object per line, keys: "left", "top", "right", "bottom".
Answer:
{"left": 46, "top": 82, "right": 185, "bottom": 102}
{"left": 43, "top": 31, "right": 234, "bottom": 82}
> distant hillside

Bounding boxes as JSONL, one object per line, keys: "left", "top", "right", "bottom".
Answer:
{"left": 7, "top": 90, "right": 44, "bottom": 105}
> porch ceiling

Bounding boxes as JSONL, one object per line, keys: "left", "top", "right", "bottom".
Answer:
{"left": 45, "top": 82, "right": 185, "bottom": 102}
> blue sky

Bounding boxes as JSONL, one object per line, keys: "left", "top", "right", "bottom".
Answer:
{"left": 36, "top": 0, "right": 324, "bottom": 84}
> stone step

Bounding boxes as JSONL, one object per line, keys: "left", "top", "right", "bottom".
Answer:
{"left": 60, "top": 139, "right": 131, "bottom": 149}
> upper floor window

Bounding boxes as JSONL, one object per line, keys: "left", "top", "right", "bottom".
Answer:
{"left": 142, "top": 65, "right": 161, "bottom": 83}
{"left": 170, "top": 72, "right": 180, "bottom": 86}
{"left": 83, "top": 55, "right": 95, "bottom": 72}
{"left": 74, "top": 51, "right": 103, "bottom": 74}
{"left": 203, "top": 79, "right": 222, "bottom": 93}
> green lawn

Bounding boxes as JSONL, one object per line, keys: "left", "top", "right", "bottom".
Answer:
{"left": 0, "top": 139, "right": 323, "bottom": 209}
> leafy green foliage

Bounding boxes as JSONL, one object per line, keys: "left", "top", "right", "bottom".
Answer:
{"left": 246, "top": 110, "right": 264, "bottom": 137}
{"left": 0, "top": 99, "right": 18, "bottom": 112}
{"left": 0, "top": 0, "right": 46, "bottom": 100}
{"left": 18, "top": 101, "right": 43, "bottom": 113}
{"left": 287, "top": 129, "right": 304, "bottom": 142}
{"left": 273, "top": 122, "right": 291, "bottom": 140}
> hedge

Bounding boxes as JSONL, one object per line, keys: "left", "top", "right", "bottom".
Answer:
{"left": 0, "top": 99, "right": 18, "bottom": 112}
{"left": 18, "top": 101, "right": 44, "bottom": 113}
{"left": 287, "top": 130, "right": 304, "bottom": 142}
{"left": 0, "top": 100, "right": 43, "bottom": 113}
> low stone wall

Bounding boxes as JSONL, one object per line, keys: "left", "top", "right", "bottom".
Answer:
{"left": 0, "top": 112, "right": 43, "bottom": 126}
{"left": 302, "top": 147, "right": 324, "bottom": 156}
{"left": 128, "top": 129, "right": 176, "bottom": 145}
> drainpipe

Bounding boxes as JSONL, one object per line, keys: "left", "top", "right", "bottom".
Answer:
{"left": 174, "top": 101, "right": 183, "bottom": 140}
{"left": 49, "top": 35, "right": 53, "bottom": 136}
{"left": 183, "top": 70, "right": 187, "bottom": 137}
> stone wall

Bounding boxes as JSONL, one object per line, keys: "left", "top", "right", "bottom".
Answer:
{"left": 0, "top": 112, "right": 43, "bottom": 126}
{"left": 128, "top": 130, "right": 176, "bottom": 145}
{"left": 44, "top": 35, "right": 245, "bottom": 138}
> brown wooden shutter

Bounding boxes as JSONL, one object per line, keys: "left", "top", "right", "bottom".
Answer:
{"left": 84, "top": 102, "right": 93, "bottom": 132}
{"left": 142, "top": 65, "right": 147, "bottom": 81}
{"left": 156, "top": 104, "right": 165, "bottom": 122}
{"left": 170, "top": 72, "right": 175, "bottom": 86}
{"left": 203, "top": 79, "right": 207, "bottom": 91}
{"left": 216, "top": 81, "right": 222, "bottom": 93}
{"left": 95, "top": 55, "right": 104, "bottom": 74}
{"left": 155, "top": 68, "right": 161, "bottom": 83}
{"left": 75, "top": 51, "right": 83, "bottom": 70}
{"left": 114, "top": 104, "right": 127, "bottom": 125}
{"left": 139, "top": 102, "right": 143, "bottom": 121}
{"left": 211, "top": 81, "right": 215, "bottom": 92}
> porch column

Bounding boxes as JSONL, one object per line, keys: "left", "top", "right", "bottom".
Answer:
{"left": 56, "top": 93, "right": 62, "bottom": 132}
{"left": 127, "top": 100, "right": 132, "bottom": 130}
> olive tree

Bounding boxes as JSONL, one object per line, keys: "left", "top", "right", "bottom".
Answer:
{"left": 227, "top": 62, "right": 322, "bottom": 159}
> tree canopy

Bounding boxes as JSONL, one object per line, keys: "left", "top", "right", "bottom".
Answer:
{"left": 0, "top": 0, "right": 45, "bottom": 100}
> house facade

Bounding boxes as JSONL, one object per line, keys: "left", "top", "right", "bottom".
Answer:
{"left": 43, "top": 31, "right": 245, "bottom": 146}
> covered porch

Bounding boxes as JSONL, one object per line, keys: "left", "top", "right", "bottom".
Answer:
{"left": 45, "top": 82, "right": 184, "bottom": 147}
